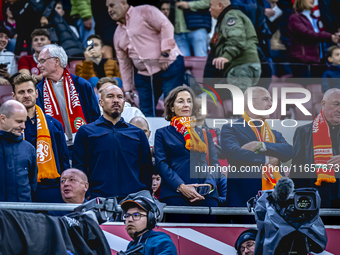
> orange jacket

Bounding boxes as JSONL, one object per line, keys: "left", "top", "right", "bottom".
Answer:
{"left": 75, "top": 59, "right": 121, "bottom": 80}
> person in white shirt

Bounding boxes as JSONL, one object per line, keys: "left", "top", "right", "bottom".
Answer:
{"left": 0, "top": 25, "right": 17, "bottom": 85}
{"left": 96, "top": 77, "right": 145, "bottom": 122}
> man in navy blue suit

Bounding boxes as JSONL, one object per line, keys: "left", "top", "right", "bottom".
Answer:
{"left": 12, "top": 73, "right": 69, "bottom": 203}
{"left": 221, "top": 87, "right": 293, "bottom": 210}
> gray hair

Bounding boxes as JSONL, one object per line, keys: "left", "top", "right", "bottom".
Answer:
{"left": 42, "top": 44, "right": 68, "bottom": 68}
{"left": 323, "top": 88, "right": 340, "bottom": 102}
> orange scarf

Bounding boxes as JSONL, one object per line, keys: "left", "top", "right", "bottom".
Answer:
{"left": 43, "top": 68, "right": 86, "bottom": 134}
{"left": 242, "top": 112, "right": 282, "bottom": 190}
{"left": 312, "top": 110, "right": 336, "bottom": 186}
{"left": 34, "top": 105, "right": 60, "bottom": 182}
{"left": 170, "top": 116, "right": 207, "bottom": 153}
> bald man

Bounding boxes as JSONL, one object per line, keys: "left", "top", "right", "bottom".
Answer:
{"left": 220, "top": 87, "right": 293, "bottom": 212}
{"left": 291, "top": 88, "right": 340, "bottom": 208}
{"left": 0, "top": 100, "right": 37, "bottom": 202}
{"left": 96, "top": 77, "right": 145, "bottom": 122}
{"left": 48, "top": 168, "right": 89, "bottom": 216}
{"left": 129, "top": 116, "right": 151, "bottom": 140}
{"left": 60, "top": 168, "right": 88, "bottom": 204}
{"left": 73, "top": 85, "right": 153, "bottom": 200}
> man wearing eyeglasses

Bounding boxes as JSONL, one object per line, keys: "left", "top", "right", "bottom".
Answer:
{"left": 234, "top": 228, "right": 257, "bottom": 255}
{"left": 35, "top": 44, "right": 100, "bottom": 151}
{"left": 49, "top": 168, "right": 89, "bottom": 216}
{"left": 220, "top": 87, "right": 293, "bottom": 218}
{"left": 119, "top": 190, "right": 177, "bottom": 255}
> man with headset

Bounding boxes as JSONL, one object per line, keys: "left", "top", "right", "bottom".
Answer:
{"left": 119, "top": 190, "right": 177, "bottom": 255}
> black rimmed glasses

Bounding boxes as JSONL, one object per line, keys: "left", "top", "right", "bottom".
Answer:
{"left": 123, "top": 212, "right": 147, "bottom": 221}
{"left": 37, "top": 57, "right": 55, "bottom": 65}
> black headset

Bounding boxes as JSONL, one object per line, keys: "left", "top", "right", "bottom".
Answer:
{"left": 146, "top": 209, "right": 156, "bottom": 230}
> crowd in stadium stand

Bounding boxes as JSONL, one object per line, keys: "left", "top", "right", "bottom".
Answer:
{"left": 0, "top": 0, "right": 340, "bottom": 226}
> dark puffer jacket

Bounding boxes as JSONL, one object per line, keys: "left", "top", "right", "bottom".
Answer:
{"left": 50, "top": 12, "right": 84, "bottom": 57}
{"left": 0, "top": 131, "right": 37, "bottom": 202}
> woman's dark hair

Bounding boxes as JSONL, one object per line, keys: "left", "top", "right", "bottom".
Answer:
{"left": 163, "top": 85, "right": 198, "bottom": 121}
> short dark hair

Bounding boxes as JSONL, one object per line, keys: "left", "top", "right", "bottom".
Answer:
{"left": 0, "top": 24, "right": 10, "bottom": 37}
{"left": 31, "top": 28, "right": 50, "bottom": 40}
{"left": 327, "top": 45, "right": 340, "bottom": 58}
{"left": 159, "top": 0, "right": 170, "bottom": 8}
{"left": 96, "top": 77, "right": 118, "bottom": 91}
{"left": 163, "top": 86, "right": 198, "bottom": 121}
{"left": 12, "top": 73, "right": 37, "bottom": 93}
{"left": 86, "top": 34, "right": 103, "bottom": 46}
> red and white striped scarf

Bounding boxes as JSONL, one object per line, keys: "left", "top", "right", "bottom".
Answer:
{"left": 43, "top": 68, "right": 86, "bottom": 134}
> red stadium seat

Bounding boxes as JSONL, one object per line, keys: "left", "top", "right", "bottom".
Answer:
{"left": 184, "top": 56, "right": 207, "bottom": 79}
{"left": 205, "top": 97, "right": 225, "bottom": 118}
{"left": 0, "top": 85, "right": 13, "bottom": 106}
{"left": 156, "top": 98, "right": 165, "bottom": 117}
{"left": 222, "top": 99, "right": 233, "bottom": 118}
{"left": 306, "top": 84, "right": 323, "bottom": 117}
{"left": 67, "top": 60, "right": 83, "bottom": 75}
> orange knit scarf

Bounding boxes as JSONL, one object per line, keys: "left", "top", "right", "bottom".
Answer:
{"left": 243, "top": 112, "right": 282, "bottom": 190}
{"left": 170, "top": 116, "right": 207, "bottom": 153}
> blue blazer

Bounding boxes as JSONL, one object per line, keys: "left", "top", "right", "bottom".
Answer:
{"left": 0, "top": 131, "right": 37, "bottom": 202}
{"left": 221, "top": 118, "right": 293, "bottom": 207}
{"left": 154, "top": 125, "right": 218, "bottom": 201}
{"left": 36, "top": 74, "right": 100, "bottom": 124}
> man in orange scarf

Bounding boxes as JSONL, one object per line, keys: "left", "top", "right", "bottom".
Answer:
{"left": 291, "top": 88, "right": 340, "bottom": 208}
{"left": 221, "top": 87, "right": 293, "bottom": 212}
{"left": 12, "top": 73, "right": 69, "bottom": 203}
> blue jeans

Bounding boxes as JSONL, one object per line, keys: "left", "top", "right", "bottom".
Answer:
{"left": 175, "top": 29, "right": 208, "bottom": 57}
{"left": 76, "top": 18, "right": 95, "bottom": 49}
{"left": 135, "top": 56, "right": 185, "bottom": 117}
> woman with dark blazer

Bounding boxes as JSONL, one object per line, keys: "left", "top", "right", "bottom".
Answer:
{"left": 288, "top": 0, "right": 338, "bottom": 80}
{"left": 154, "top": 86, "right": 219, "bottom": 223}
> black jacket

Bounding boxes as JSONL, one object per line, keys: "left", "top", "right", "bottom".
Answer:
{"left": 318, "top": 0, "right": 340, "bottom": 34}
{"left": 0, "top": 131, "right": 37, "bottom": 202}
{"left": 290, "top": 122, "right": 340, "bottom": 208}
{"left": 0, "top": 210, "right": 111, "bottom": 255}
{"left": 50, "top": 12, "right": 85, "bottom": 57}
{"left": 10, "top": 0, "right": 57, "bottom": 55}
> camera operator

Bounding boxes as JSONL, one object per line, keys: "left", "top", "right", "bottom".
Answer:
{"left": 234, "top": 229, "right": 257, "bottom": 255}
{"left": 119, "top": 190, "right": 177, "bottom": 255}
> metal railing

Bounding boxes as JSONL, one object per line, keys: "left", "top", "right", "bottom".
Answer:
{"left": 1, "top": 202, "right": 340, "bottom": 216}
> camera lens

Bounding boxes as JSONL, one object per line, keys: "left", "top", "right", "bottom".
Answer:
{"left": 297, "top": 196, "right": 312, "bottom": 209}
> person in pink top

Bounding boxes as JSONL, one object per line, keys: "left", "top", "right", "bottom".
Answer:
{"left": 107, "top": 0, "right": 184, "bottom": 117}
